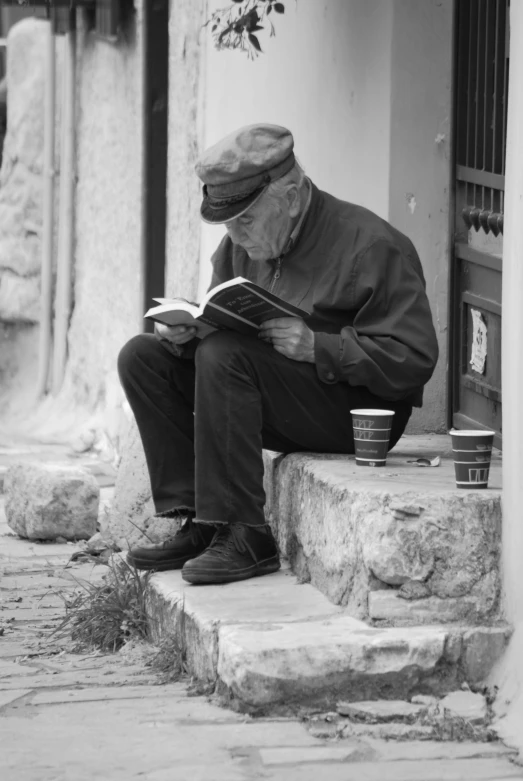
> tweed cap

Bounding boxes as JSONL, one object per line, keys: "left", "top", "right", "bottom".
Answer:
{"left": 195, "top": 124, "right": 295, "bottom": 224}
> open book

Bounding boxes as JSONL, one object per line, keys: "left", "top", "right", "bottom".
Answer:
{"left": 144, "top": 277, "right": 309, "bottom": 337}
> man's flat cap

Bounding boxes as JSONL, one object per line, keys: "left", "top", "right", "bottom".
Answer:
{"left": 195, "top": 124, "right": 295, "bottom": 224}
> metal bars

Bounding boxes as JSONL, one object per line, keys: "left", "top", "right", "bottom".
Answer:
{"left": 456, "top": 0, "right": 509, "bottom": 231}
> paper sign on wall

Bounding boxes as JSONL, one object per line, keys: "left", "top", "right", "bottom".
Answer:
{"left": 470, "top": 308, "right": 487, "bottom": 375}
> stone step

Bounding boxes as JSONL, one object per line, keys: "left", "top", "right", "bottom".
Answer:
{"left": 147, "top": 566, "right": 510, "bottom": 713}
{"left": 263, "top": 434, "right": 503, "bottom": 626}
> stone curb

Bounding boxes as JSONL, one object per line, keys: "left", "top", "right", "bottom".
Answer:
{"left": 146, "top": 567, "right": 511, "bottom": 713}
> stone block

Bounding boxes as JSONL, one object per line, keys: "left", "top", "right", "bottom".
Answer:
{"left": 217, "top": 620, "right": 448, "bottom": 709}
{"left": 369, "top": 590, "right": 485, "bottom": 624}
{"left": 460, "top": 627, "right": 512, "bottom": 685}
{"left": 103, "top": 415, "right": 158, "bottom": 550}
{"left": 259, "top": 746, "right": 361, "bottom": 766}
{"left": 266, "top": 438, "right": 502, "bottom": 620}
{"left": 341, "top": 721, "right": 435, "bottom": 741}
{"left": 337, "top": 699, "right": 426, "bottom": 723}
{"left": 440, "top": 690, "right": 488, "bottom": 724}
{"left": 4, "top": 462, "right": 99, "bottom": 541}
{"left": 0, "top": 690, "right": 31, "bottom": 708}
{"left": 146, "top": 566, "right": 471, "bottom": 710}
{"left": 360, "top": 739, "right": 514, "bottom": 761}
{"left": 148, "top": 568, "right": 342, "bottom": 683}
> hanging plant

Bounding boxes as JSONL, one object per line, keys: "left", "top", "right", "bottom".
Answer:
{"left": 204, "top": 0, "right": 286, "bottom": 59}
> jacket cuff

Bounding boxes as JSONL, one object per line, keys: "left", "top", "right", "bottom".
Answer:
{"left": 156, "top": 336, "right": 199, "bottom": 360}
{"left": 314, "top": 332, "right": 341, "bottom": 384}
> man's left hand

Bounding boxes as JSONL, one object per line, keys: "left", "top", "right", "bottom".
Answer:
{"left": 259, "top": 317, "right": 315, "bottom": 363}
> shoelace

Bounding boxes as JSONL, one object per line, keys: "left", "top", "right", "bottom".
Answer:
{"left": 207, "top": 524, "right": 258, "bottom": 562}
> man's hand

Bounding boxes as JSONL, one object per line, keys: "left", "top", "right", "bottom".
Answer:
{"left": 155, "top": 323, "right": 197, "bottom": 345}
{"left": 259, "top": 317, "right": 315, "bottom": 362}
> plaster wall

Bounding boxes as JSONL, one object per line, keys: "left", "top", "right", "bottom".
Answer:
{"left": 196, "top": 0, "right": 452, "bottom": 435}
{"left": 492, "top": 0, "right": 523, "bottom": 759}
{"left": 0, "top": 20, "right": 63, "bottom": 419}
{"left": 58, "top": 7, "right": 144, "bottom": 431}
{"left": 198, "top": 0, "right": 393, "bottom": 298}
{"left": 389, "top": 0, "right": 453, "bottom": 434}
{"left": 164, "top": 0, "right": 205, "bottom": 301}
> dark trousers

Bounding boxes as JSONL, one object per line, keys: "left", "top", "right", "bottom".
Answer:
{"left": 117, "top": 331, "right": 412, "bottom": 527}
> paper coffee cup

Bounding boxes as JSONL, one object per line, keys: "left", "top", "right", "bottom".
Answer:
{"left": 350, "top": 409, "right": 395, "bottom": 467}
{"left": 450, "top": 430, "right": 495, "bottom": 489}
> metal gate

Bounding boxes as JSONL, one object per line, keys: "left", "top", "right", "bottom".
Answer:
{"left": 450, "top": 0, "right": 509, "bottom": 449}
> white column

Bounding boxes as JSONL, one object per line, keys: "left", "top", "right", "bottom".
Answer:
{"left": 502, "top": 1, "right": 523, "bottom": 624}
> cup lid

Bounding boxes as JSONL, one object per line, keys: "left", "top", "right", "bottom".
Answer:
{"left": 350, "top": 409, "right": 395, "bottom": 415}
{"left": 449, "top": 429, "right": 495, "bottom": 436}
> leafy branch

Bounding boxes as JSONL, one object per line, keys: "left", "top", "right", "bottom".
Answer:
{"left": 204, "top": 0, "right": 286, "bottom": 59}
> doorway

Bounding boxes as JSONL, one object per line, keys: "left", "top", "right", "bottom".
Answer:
{"left": 450, "top": 0, "right": 509, "bottom": 449}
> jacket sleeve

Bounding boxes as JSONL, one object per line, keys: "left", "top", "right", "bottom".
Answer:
{"left": 313, "top": 239, "right": 439, "bottom": 400}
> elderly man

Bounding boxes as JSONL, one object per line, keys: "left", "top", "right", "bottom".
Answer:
{"left": 118, "top": 123, "right": 438, "bottom": 585}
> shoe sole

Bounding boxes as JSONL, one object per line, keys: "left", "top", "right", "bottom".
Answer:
{"left": 181, "top": 556, "right": 281, "bottom": 585}
{"left": 126, "top": 554, "right": 192, "bottom": 572}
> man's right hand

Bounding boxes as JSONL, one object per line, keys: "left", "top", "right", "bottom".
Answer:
{"left": 155, "top": 323, "right": 197, "bottom": 345}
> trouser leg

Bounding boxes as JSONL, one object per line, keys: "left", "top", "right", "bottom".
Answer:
{"left": 194, "top": 331, "right": 412, "bottom": 528}
{"left": 117, "top": 334, "right": 196, "bottom": 515}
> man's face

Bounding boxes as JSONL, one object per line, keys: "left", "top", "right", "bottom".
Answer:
{"left": 224, "top": 190, "right": 293, "bottom": 262}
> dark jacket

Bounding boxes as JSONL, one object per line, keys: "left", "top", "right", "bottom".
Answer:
{"left": 208, "top": 182, "right": 439, "bottom": 407}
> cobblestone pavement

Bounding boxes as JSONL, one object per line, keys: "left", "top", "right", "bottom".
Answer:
{"left": 1, "top": 502, "right": 522, "bottom": 781}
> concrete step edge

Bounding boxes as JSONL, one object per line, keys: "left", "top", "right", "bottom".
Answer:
{"left": 146, "top": 567, "right": 512, "bottom": 713}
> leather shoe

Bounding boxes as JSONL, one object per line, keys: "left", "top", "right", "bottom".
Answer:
{"left": 181, "top": 523, "right": 280, "bottom": 584}
{"left": 127, "top": 518, "right": 215, "bottom": 571}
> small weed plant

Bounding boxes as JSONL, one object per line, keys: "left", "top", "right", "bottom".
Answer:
{"left": 147, "top": 632, "right": 187, "bottom": 683}
{"left": 54, "top": 555, "right": 151, "bottom": 653}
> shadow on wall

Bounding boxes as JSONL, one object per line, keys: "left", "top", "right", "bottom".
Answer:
{"left": 0, "top": 78, "right": 6, "bottom": 168}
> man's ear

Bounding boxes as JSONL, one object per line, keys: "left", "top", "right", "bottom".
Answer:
{"left": 286, "top": 184, "right": 301, "bottom": 218}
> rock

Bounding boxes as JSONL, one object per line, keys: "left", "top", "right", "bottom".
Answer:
{"left": 86, "top": 531, "right": 105, "bottom": 550}
{"left": 4, "top": 462, "right": 99, "bottom": 541}
{"left": 443, "top": 631, "right": 463, "bottom": 664}
{"left": 337, "top": 699, "right": 426, "bottom": 723}
{"left": 460, "top": 627, "right": 512, "bottom": 685}
{"left": 307, "top": 721, "right": 340, "bottom": 739}
{"left": 397, "top": 579, "right": 431, "bottom": 600}
{"left": 390, "top": 502, "right": 424, "bottom": 519}
{"left": 369, "top": 590, "right": 485, "bottom": 624}
{"left": 411, "top": 694, "right": 438, "bottom": 706}
{"left": 440, "top": 690, "right": 488, "bottom": 724}
{"left": 364, "top": 515, "right": 435, "bottom": 586}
